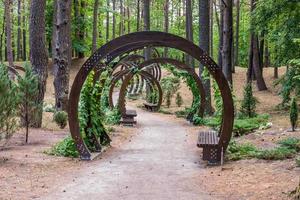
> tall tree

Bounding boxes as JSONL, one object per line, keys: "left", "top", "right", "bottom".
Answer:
{"left": 120, "top": 0, "right": 124, "bottom": 36}
{"left": 221, "top": 0, "right": 233, "bottom": 84}
{"left": 218, "top": 0, "right": 224, "bottom": 67}
{"left": 234, "top": 0, "right": 240, "bottom": 66}
{"left": 185, "top": 0, "right": 194, "bottom": 67}
{"left": 0, "top": 12, "right": 5, "bottom": 61}
{"left": 136, "top": 0, "right": 140, "bottom": 31}
{"left": 112, "top": 0, "right": 116, "bottom": 38}
{"left": 17, "top": 0, "right": 22, "bottom": 61}
{"left": 53, "top": 0, "right": 72, "bottom": 111}
{"left": 92, "top": 0, "right": 100, "bottom": 53}
{"left": 22, "top": 0, "right": 27, "bottom": 61}
{"left": 199, "top": 0, "right": 213, "bottom": 114}
{"left": 143, "top": 0, "right": 150, "bottom": 60}
{"left": 247, "top": 0, "right": 267, "bottom": 90}
{"left": 29, "top": 0, "right": 48, "bottom": 127}
{"left": 78, "top": 0, "right": 85, "bottom": 58}
{"left": 106, "top": 0, "right": 110, "bottom": 42}
{"left": 163, "top": 0, "right": 169, "bottom": 57}
{"left": 5, "top": 0, "right": 13, "bottom": 68}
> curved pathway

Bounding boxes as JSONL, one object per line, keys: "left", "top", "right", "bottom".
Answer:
{"left": 42, "top": 109, "right": 214, "bottom": 200}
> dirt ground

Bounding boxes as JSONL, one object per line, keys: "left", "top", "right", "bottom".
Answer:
{"left": 0, "top": 60, "right": 299, "bottom": 200}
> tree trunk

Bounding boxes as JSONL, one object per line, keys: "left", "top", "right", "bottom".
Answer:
{"left": 136, "top": 0, "right": 140, "bottom": 31}
{"left": 221, "top": 0, "right": 233, "bottom": 84}
{"left": 209, "top": 0, "right": 213, "bottom": 57}
{"left": 53, "top": 0, "right": 72, "bottom": 111}
{"left": 74, "top": 0, "right": 79, "bottom": 57}
{"left": 264, "top": 40, "right": 270, "bottom": 68}
{"left": 143, "top": 0, "right": 150, "bottom": 60}
{"left": 22, "top": 0, "right": 27, "bottom": 61}
{"left": 248, "top": 0, "right": 267, "bottom": 90}
{"left": 5, "top": 0, "right": 13, "bottom": 67}
{"left": 163, "top": 0, "right": 169, "bottom": 57}
{"left": 29, "top": 0, "right": 48, "bottom": 127}
{"left": 127, "top": 7, "right": 130, "bottom": 33}
{"left": 234, "top": 0, "right": 240, "bottom": 66}
{"left": 185, "top": 0, "right": 194, "bottom": 68}
{"left": 78, "top": 0, "right": 85, "bottom": 58}
{"left": 92, "top": 0, "right": 99, "bottom": 53}
{"left": 0, "top": 14, "right": 5, "bottom": 62}
{"left": 120, "top": 0, "right": 124, "bottom": 36}
{"left": 112, "top": 0, "right": 116, "bottom": 39}
{"left": 218, "top": 0, "right": 224, "bottom": 68}
{"left": 199, "top": 0, "right": 213, "bottom": 114}
{"left": 17, "top": 0, "right": 22, "bottom": 61}
{"left": 106, "top": 0, "right": 110, "bottom": 42}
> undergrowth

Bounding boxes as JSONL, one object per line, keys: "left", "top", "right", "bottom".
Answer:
{"left": 227, "top": 137, "right": 300, "bottom": 161}
{"left": 47, "top": 136, "right": 79, "bottom": 158}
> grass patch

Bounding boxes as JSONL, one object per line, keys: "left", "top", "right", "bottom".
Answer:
{"left": 227, "top": 137, "right": 300, "bottom": 161}
{"left": 46, "top": 136, "right": 79, "bottom": 158}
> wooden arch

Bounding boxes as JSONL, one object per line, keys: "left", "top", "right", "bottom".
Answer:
{"left": 68, "top": 31, "right": 234, "bottom": 163}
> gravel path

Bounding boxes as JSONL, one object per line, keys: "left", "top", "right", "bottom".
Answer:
{"left": 42, "top": 109, "right": 213, "bottom": 200}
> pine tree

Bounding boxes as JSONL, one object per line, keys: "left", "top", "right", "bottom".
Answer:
{"left": 17, "top": 64, "right": 39, "bottom": 143}
{"left": 240, "top": 83, "right": 257, "bottom": 118}
{"left": 290, "top": 98, "right": 298, "bottom": 131}
{"left": 176, "top": 92, "right": 183, "bottom": 107}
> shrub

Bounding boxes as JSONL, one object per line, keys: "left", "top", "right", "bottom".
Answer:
{"left": 105, "top": 107, "right": 121, "bottom": 125}
{"left": 43, "top": 103, "right": 55, "bottom": 113}
{"left": 256, "top": 147, "right": 296, "bottom": 160}
{"left": 226, "top": 141, "right": 259, "bottom": 161}
{"left": 240, "top": 83, "right": 257, "bottom": 118}
{"left": 161, "top": 76, "right": 180, "bottom": 107}
{"left": 48, "top": 136, "right": 79, "bottom": 158}
{"left": 290, "top": 98, "right": 298, "bottom": 131}
{"left": 175, "top": 92, "right": 183, "bottom": 107}
{"left": 53, "top": 111, "right": 68, "bottom": 129}
{"left": 17, "top": 64, "right": 39, "bottom": 143}
{"left": 278, "top": 137, "right": 300, "bottom": 151}
{"left": 0, "top": 65, "right": 19, "bottom": 146}
{"left": 193, "top": 115, "right": 206, "bottom": 126}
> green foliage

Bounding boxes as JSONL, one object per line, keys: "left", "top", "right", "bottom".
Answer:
{"left": 43, "top": 103, "right": 55, "bottom": 113}
{"left": 192, "top": 116, "right": 206, "bottom": 126}
{"left": 290, "top": 98, "right": 299, "bottom": 131}
{"left": 105, "top": 108, "right": 121, "bottom": 125}
{"left": 175, "top": 92, "right": 183, "bottom": 107}
{"left": 277, "top": 59, "right": 300, "bottom": 106}
{"left": 240, "top": 83, "right": 257, "bottom": 118}
{"left": 0, "top": 65, "right": 19, "bottom": 145}
{"left": 17, "top": 64, "right": 39, "bottom": 142}
{"left": 212, "top": 80, "right": 223, "bottom": 117}
{"left": 48, "top": 136, "right": 79, "bottom": 158}
{"left": 147, "top": 90, "right": 158, "bottom": 104}
{"left": 79, "top": 72, "right": 111, "bottom": 151}
{"left": 161, "top": 75, "right": 180, "bottom": 107}
{"left": 53, "top": 111, "right": 68, "bottom": 129}
{"left": 227, "top": 137, "right": 300, "bottom": 161}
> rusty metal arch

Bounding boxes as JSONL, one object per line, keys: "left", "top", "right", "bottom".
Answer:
{"left": 118, "top": 70, "right": 163, "bottom": 116}
{"left": 68, "top": 31, "right": 234, "bottom": 161}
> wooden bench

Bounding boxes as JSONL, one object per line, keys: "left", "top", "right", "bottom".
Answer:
{"left": 197, "top": 131, "right": 222, "bottom": 165}
{"left": 143, "top": 102, "right": 159, "bottom": 112}
{"left": 121, "top": 109, "right": 137, "bottom": 126}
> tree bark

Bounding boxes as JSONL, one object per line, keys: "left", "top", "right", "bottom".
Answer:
{"left": 199, "top": 0, "right": 213, "bottom": 114}
{"left": 5, "top": 0, "right": 13, "bottom": 67}
{"left": 143, "top": 0, "right": 150, "bottom": 60}
{"left": 78, "top": 0, "right": 85, "bottom": 58}
{"left": 234, "top": 0, "right": 240, "bottom": 66}
{"left": 53, "top": 0, "right": 72, "bottom": 111}
{"left": 112, "top": 0, "right": 116, "bottom": 38}
{"left": 29, "top": 0, "right": 48, "bottom": 127}
{"left": 92, "top": 0, "right": 99, "bottom": 53}
{"left": 163, "top": 0, "right": 169, "bottom": 57}
{"left": 209, "top": 0, "right": 214, "bottom": 57}
{"left": 22, "top": 0, "right": 27, "bottom": 61}
{"left": 218, "top": 0, "right": 224, "bottom": 68}
{"left": 185, "top": 0, "right": 194, "bottom": 68}
{"left": 0, "top": 14, "right": 5, "bottom": 62}
{"left": 221, "top": 0, "right": 233, "bottom": 84}
{"left": 106, "top": 0, "right": 110, "bottom": 42}
{"left": 136, "top": 0, "right": 140, "bottom": 31}
{"left": 17, "top": 0, "right": 22, "bottom": 61}
{"left": 264, "top": 40, "right": 270, "bottom": 68}
{"left": 120, "top": 0, "right": 124, "bottom": 36}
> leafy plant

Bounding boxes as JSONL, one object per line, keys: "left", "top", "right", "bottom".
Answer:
{"left": 48, "top": 136, "right": 79, "bottom": 158}
{"left": 175, "top": 92, "right": 183, "bottom": 107}
{"left": 0, "top": 65, "right": 19, "bottom": 146}
{"left": 240, "top": 83, "right": 257, "bottom": 118}
{"left": 290, "top": 98, "right": 298, "bottom": 131}
{"left": 53, "top": 111, "right": 68, "bottom": 129}
{"left": 105, "top": 107, "right": 121, "bottom": 125}
{"left": 193, "top": 115, "right": 206, "bottom": 126}
{"left": 161, "top": 75, "right": 180, "bottom": 107}
{"left": 165, "top": 91, "right": 171, "bottom": 108}
{"left": 17, "top": 64, "right": 39, "bottom": 143}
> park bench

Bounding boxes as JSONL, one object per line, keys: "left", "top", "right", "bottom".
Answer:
{"left": 143, "top": 102, "right": 159, "bottom": 112}
{"left": 197, "top": 130, "right": 223, "bottom": 165}
{"left": 121, "top": 109, "right": 137, "bottom": 126}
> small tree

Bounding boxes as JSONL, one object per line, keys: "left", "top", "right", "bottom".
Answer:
{"left": 0, "top": 65, "right": 19, "bottom": 146}
{"left": 290, "top": 98, "right": 298, "bottom": 131}
{"left": 18, "top": 65, "right": 39, "bottom": 143}
{"left": 176, "top": 92, "right": 183, "bottom": 107}
{"left": 240, "top": 83, "right": 257, "bottom": 118}
{"left": 53, "top": 111, "right": 68, "bottom": 129}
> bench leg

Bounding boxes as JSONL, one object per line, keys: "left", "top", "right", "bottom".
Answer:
{"left": 202, "top": 146, "right": 222, "bottom": 165}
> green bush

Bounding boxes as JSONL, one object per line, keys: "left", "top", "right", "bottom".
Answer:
{"left": 48, "top": 136, "right": 79, "bottom": 158}
{"left": 256, "top": 147, "right": 296, "bottom": 160}
{"left": 227, "top": 141, "right": 259, "bottom": 161}
{"left": 240, "top": 83, "right": 257, "bottom": 118}
{"left": 193, "top": 115, "right": 206, "bottom": 126}
{"left": 105, "top": 108, "right": 121, "bottom": 125}
{"left": 290, "top": 98, "right": 298, "bottom": 131}
{"left": 53, "top": 111, "right": 68, "bottom": 129}
{"left": 0, "top": 65, "right": 19, "bottom": 145}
